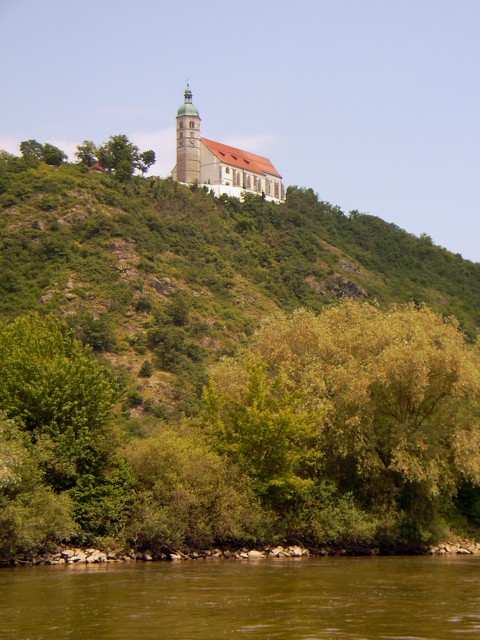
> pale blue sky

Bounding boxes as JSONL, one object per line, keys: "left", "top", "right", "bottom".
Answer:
{"left": 1, "top": 0, "right": 479, "bottom": 261}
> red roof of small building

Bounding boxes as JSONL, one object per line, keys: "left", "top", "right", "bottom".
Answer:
{"left": 201, "top": 137, "right": 282, "bottom": 178}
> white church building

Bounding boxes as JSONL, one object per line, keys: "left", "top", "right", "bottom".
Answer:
{"left": 172, "top": 85, "right": 285, "bottom": 202}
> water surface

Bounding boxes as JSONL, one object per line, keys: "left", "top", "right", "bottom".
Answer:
{"left": 1, "top": 555, "right": 480, "bottom": 639}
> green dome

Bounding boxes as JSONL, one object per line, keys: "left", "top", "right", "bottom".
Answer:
{"left": 177, "top": 102, "right": 199, "bottom": 117}
{"left": 177, "top": 84, "right": 199, "bottom": 117}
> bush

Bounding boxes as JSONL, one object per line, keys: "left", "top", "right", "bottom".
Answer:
{"left": 123, "top": 425, "right": 262, "bottom": 549}
{"left": 139, "top": 360, "right": 154, "bottom": 378}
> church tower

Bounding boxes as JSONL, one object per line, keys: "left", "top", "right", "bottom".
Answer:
{"left": 175, "top": 84, "right": 201, "bottom": 184}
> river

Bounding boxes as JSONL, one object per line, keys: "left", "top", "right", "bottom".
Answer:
{"left": 1, "top": 555, "right": 480, "bottom": 639}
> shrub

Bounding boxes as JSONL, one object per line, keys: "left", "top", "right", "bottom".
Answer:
{"left": 123, "top": 425, "right": 262, "bottom": 549}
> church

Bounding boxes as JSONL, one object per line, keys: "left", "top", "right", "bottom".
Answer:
{"left": 172, "top": 85, "right": 285, "bottom": 202}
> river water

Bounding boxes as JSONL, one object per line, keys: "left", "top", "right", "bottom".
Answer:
{"left": 1, "top": 555, "right": 480, "bottom": 639}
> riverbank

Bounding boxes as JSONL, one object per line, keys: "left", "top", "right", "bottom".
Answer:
{"left": 3, "top": 538, "right": 480, "bottom": 567}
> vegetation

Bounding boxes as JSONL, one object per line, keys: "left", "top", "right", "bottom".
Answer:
{"left": 203, "top": 303, "right": 480, "bottom": 544}
{"left": 0, "top": 148, "right": 478, "bottom": 558}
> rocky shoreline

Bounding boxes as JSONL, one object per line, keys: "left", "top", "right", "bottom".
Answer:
{"left": 3, "top": 539, "right": 480, "bottom": 567}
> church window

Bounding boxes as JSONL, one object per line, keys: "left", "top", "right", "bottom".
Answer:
{"left": 189, "top": 121, "right": 195, "bottom": 128}
{"left": 179, "top": 121, "right": 184, "bottom": 129}
{"left": 274, "top": 182, "right": 279, "bottom": 198}
{"left": 179, "top": 132, "right": 183, "bottom": 138}
{"left": 225, "top": 167, "right": 230, "bottom": 174}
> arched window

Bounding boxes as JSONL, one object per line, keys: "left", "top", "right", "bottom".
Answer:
{"left": 189, "top": 121, "right": 195, "bottom": 129}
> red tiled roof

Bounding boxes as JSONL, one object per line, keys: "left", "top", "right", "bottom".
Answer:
{"left": 201, "top": 137, "right": 282, "bottom": 178}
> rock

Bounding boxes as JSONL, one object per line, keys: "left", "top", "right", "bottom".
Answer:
{"left": 152, "top": 277, "right": 180, "bottom": 296}
{"left": 269, "top": 546, "right": 285, "bottom": 557}
{"left": 72, "top": 551, "right": 87, "bottom": 563}
{"left": 61, "top": 549, "right": 75, "bottom": 559}
{"left": 169, "top": 553, "right": 183, "bottom": 561}
{"left": 305, "top": 274, "right": 367, "bottom": 300}
{"left": 107, "top": 551, "right": 117, "bottom": 560}
{"left": 248, "top": 550, "right": 265, "bottom": 559}
{"left": 86, "top": 550, "right": 107, "bottom": 563}
{"left": 143, "top": 553, "right": 153, "bottom": 561}
{"left": 223, "top": 550, "right": 231, "bottom": 559}
{"left": 238, "top": 552, "right": 249, "bottom": 559}
{"left": 457, "top": 548, "right": 472, "bottom": 554}
{"left": 288, "top": 546, "right": 306, "bottom": 557}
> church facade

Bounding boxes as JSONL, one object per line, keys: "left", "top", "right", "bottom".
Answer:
{"left": 172, "top": 85, "right": 285, "bottom": 202}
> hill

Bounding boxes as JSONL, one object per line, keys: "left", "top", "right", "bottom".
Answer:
{"left": 0, "top": 159, "right": 478, "bottom": 416}
{"left": 1, "top": 155, "right": 479, "bottom": 556}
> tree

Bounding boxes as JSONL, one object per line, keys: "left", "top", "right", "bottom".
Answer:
{"left": 97, "top": 134, "right": 140, "bottom": 177}
{"left": 138, "top": 150, "right": 156, "bottom": 176}
{"left": 0, "top": 415, "right": 75, "bottom": 557}
{"left": 19, "top": 139, "right": 44, "bottom": 164}
{"left": 75, "top": 140, "right": 97, "bottom": 167}
{"left": 19, "top": 140, "right": 67, "bottom": 167}
{"left": 123, "top": 424, "right": 261, "bottom": 549}
{"left": 0, "top": 313, "right": 120, "bottom": 491}
{"left": 43, "top": 143, "right": 67, "bottom": 166}
{"left": 205, "top": 301, "right": 480, "bottom": 542}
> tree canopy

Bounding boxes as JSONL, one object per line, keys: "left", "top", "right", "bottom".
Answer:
{"left": 20, "top": 140, "right": 67, "bottom": 166}
{"left": 203, "top": 301, "right": 480, "bottom": 542}
{"left": 76, "top": 134, "right": 155, "bottom": 178}
{"left": 0, "top": 313, "right": 120, "bottom": 490}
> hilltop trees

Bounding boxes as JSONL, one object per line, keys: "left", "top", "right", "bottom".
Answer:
{"left": 20, "top": 140, "right": 67, "bottom": 166}
{"left": 75, "top": 134, "right": 156, "bottom": 179}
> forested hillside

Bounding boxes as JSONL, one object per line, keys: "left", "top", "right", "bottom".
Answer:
{"left": 0, "top": 153, "right": 479, "bottom": 558}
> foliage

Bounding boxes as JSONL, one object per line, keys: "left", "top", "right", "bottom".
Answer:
{"left": 0, "top": 313, "right": 120, "bottom": 490}
{"left": 68, "top": 461, "right": 134, "bottom": 544}
{"left": 0, "top": 154, "right": 478, "bottom": 551}
{"left": 20, "top": 140, "right": 67, "bottom": 166}
{"left": 123, "top": 425, "right": 262, "bottom": 549}
{"left": 205, "top": 301, "right": 480, "bottom": 538}
{"left": 75, "top": 140, "right": 97, "bottom": 167}
{"left": 202, "top": 360, "right": 377, "bottom": 543}
{"left": 0, "top": 415, "right": 75, "bottom": 556}
{"left": 81, "top": 134, "right": 156, "bottom": 179}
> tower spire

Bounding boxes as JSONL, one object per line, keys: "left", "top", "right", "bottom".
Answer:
{"left": 174, "top": 83, "right": 201, "bottom": 184}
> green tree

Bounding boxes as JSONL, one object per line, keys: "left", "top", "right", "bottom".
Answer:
{"left": 43, "top": 143, "right": 67, "bottom": 166}
{"left": 124, "top": 424, "right": 261, "bottom": 549}
{"left": 138, "top": 149, "right": 156, "bottom": 175}
{"left": 75, "top": 140, "right": 97, "bottom": 167}
{"left": 97, "top": 134, "right": 140, "bottom": 177}
{"left": 0, "top": 313, "right": 121, "bottom": 491}
{"left": 0, "top": 415, "right": 75, "bottom": 557}
{"left": 19, "top": 139, "right": 44, "bottom": 164}
{"left": 244, "top": 302, "right": 480, "bottom": 541}
{"left": 203, "top": 362, "right": 322, "bottom": 509}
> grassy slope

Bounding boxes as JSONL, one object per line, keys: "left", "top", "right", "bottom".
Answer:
{"left": 0, "top": 163, "right": 478, "bottom": 415}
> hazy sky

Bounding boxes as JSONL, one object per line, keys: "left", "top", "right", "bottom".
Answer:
{"left": 1, "top": 0, "right": 479, "bottom": 261}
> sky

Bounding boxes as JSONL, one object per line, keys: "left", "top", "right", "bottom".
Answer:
{"left": 1, "top": 0, "right": 479, "bottom": 262}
